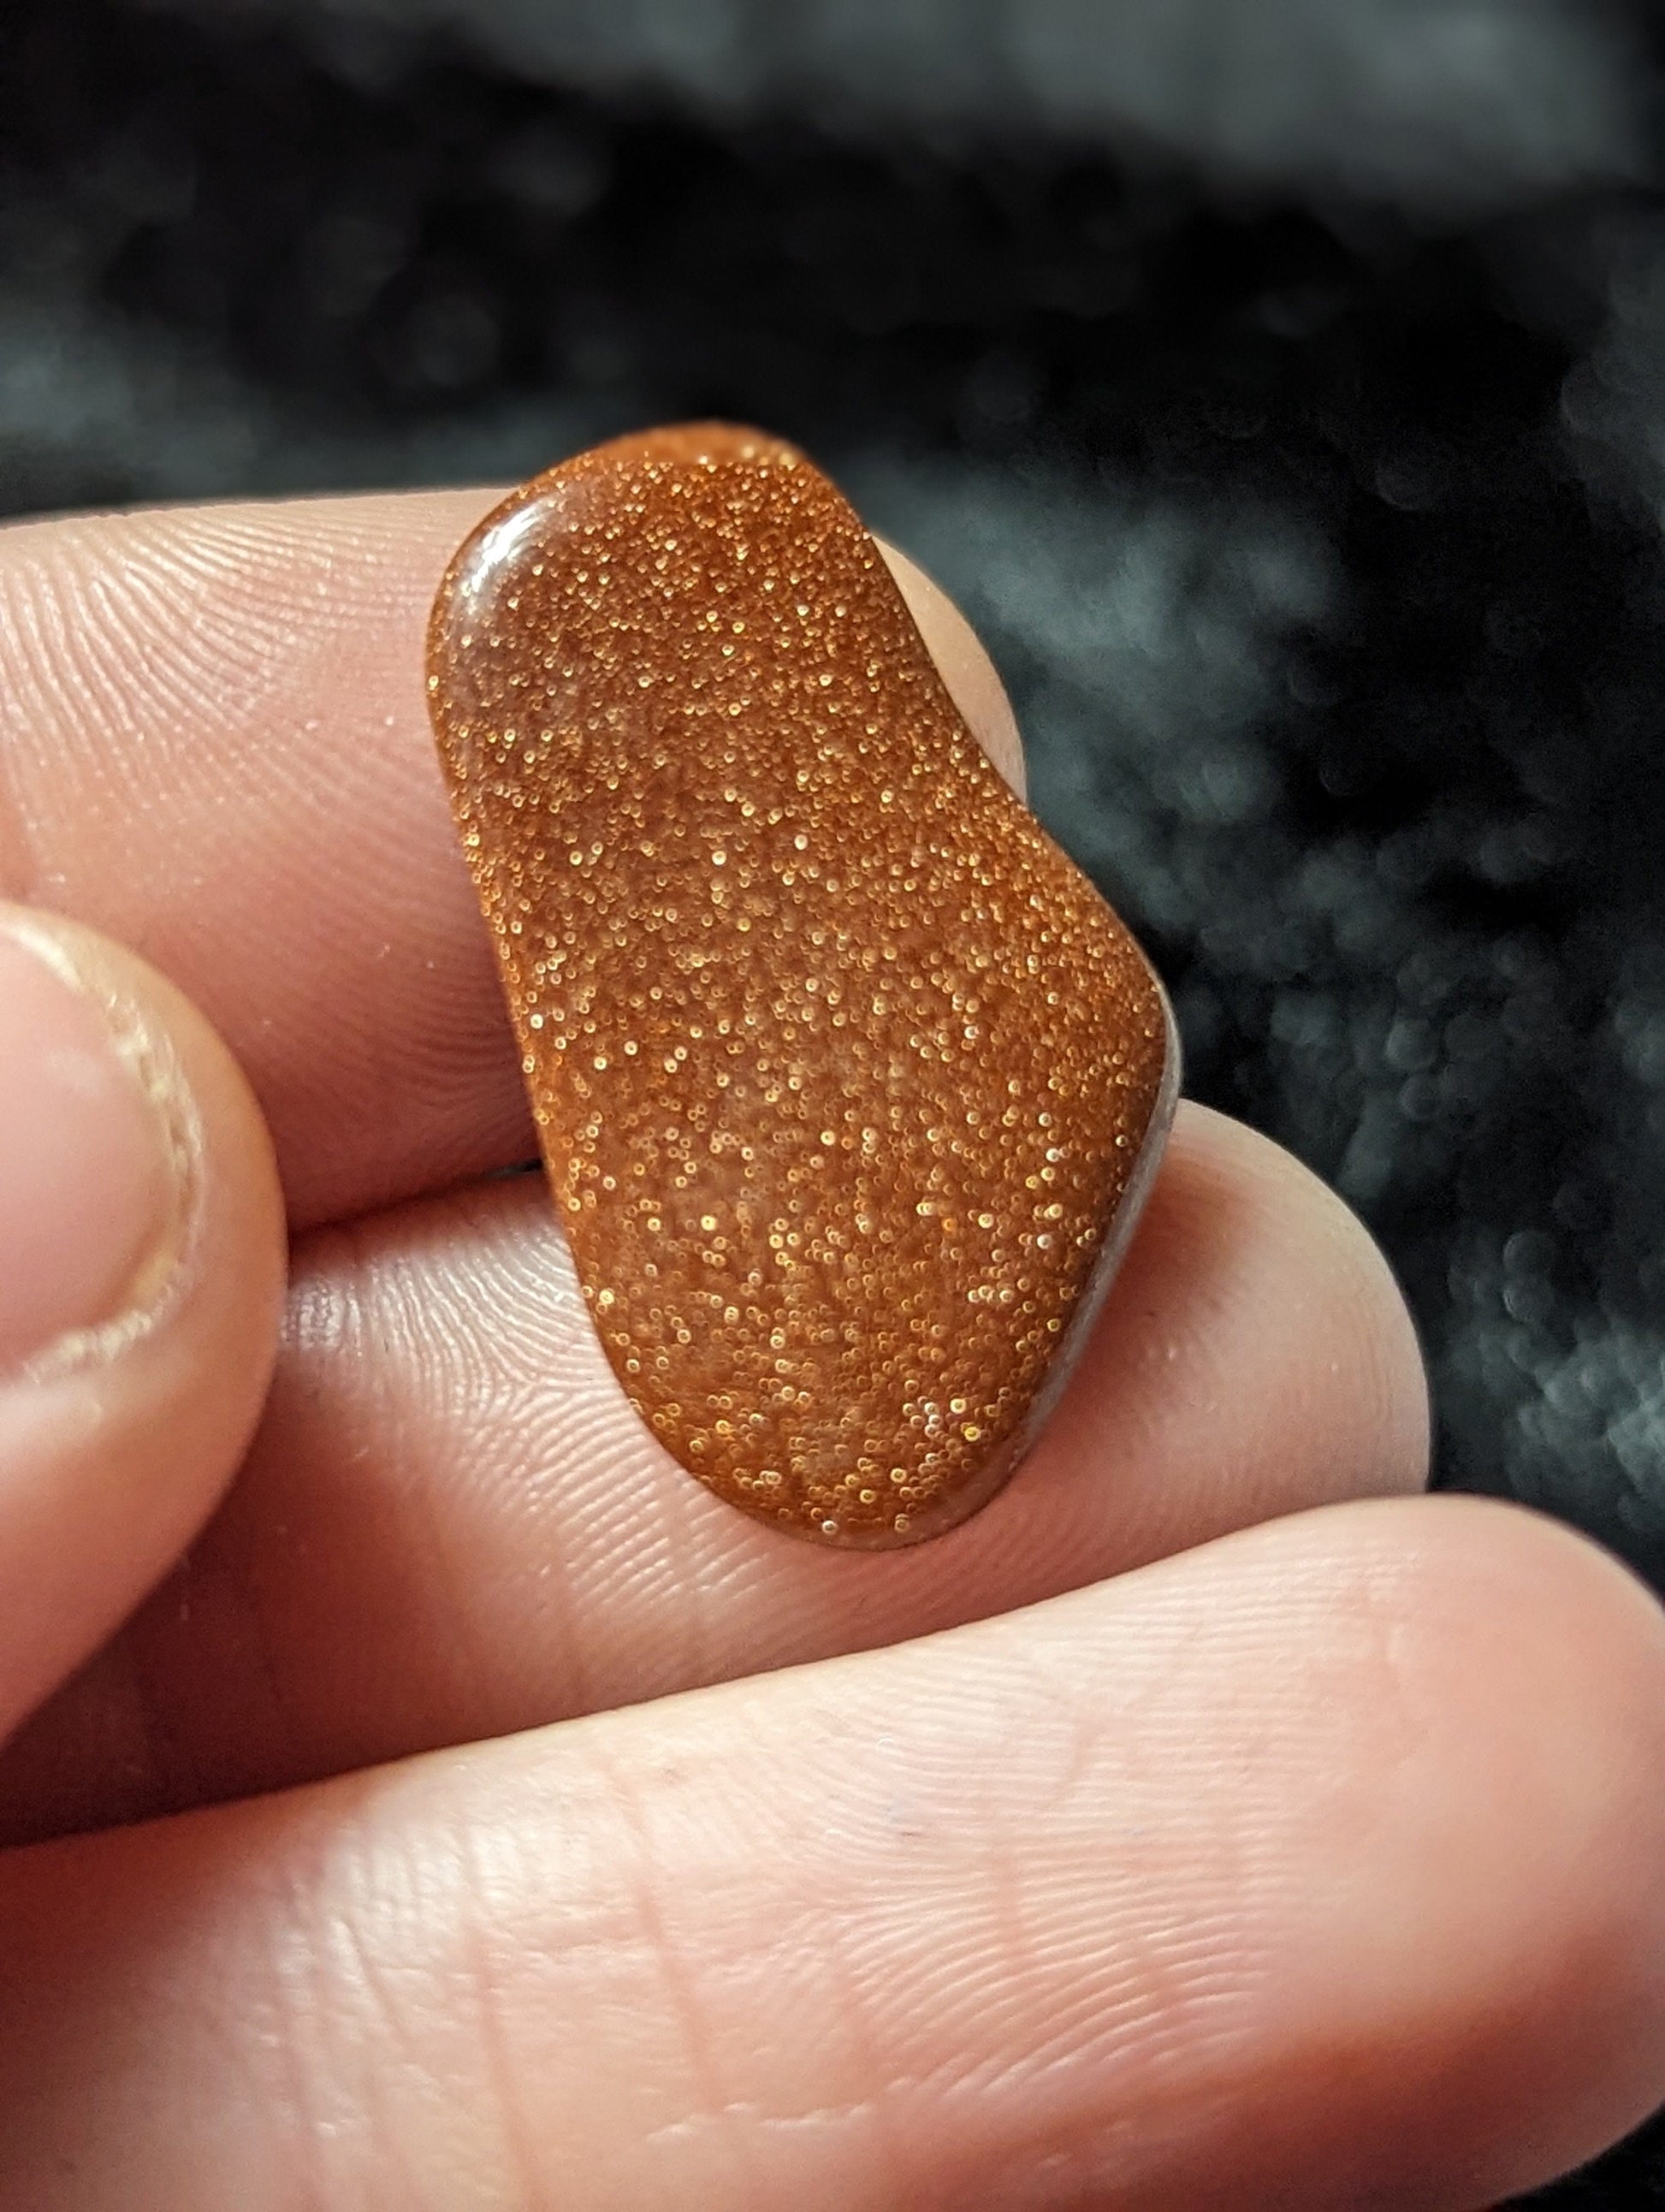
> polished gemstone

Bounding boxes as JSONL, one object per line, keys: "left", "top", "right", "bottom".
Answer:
{"left": 428, "top": 424, "right": 1176, "bottom": 1546}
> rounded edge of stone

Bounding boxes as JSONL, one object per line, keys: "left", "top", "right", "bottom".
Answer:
{"left": 770, "top": 976, "right": 1182, "bottom": 1554}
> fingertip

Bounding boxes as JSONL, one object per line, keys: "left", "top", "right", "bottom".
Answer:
{"left": 1255, "top": 1492, "right": 1665, "bottom": 2202}
{"left": 879, "top": 539, "right": 1028, "bottom": 797}
{"left": 1025, "top": 1102, "right": 1430, "bottom": 1575}
{"left": 0, "top": 906, "right": 286, "bottom": 1736}
{"left": 1163, "top": 1104, "right": 1431, "bottom": 1494}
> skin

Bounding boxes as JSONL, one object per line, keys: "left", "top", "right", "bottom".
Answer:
{"left": 0, "top": 485, "right": 1660, "bottom": 2209}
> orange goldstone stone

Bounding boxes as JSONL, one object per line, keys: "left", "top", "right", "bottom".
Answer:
{"left": 428, "top": 424, "right": 1176, "bottom": 1546}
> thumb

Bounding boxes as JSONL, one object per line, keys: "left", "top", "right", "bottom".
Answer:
{"left": 0, "top": 904, "right": 285, "bottom": 1744}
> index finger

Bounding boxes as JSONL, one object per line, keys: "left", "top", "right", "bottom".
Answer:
{"left": 0, "top": 488, "right": 1020, "bottom": 1229}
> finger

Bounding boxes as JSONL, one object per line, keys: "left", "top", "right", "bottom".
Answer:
{"left": 0, "top": 1498, "right": 1660, "bottom": 2209}
{"left": 0, "top": 490, "right": 1029, "bottom": 1229}
{"left": 878, "top": 541, "right": 1026, "bottom": 796}
{"left": 0, "top": 1102, "right": 1426, "bottom": 1840}
{"left": 0, "top": 904, "right": 284, "bottom": 1741}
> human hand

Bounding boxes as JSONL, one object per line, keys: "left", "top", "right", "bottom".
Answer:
{"left": 0, "top": 484, "right": 1660, "bottom": 2208}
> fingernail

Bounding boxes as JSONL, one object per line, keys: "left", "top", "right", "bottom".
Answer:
{"left": 429, "top": 423, "right": 1176, "bottom": 1549}
{"left": 0, "top": 917, "right": 193, "bottom": 1376}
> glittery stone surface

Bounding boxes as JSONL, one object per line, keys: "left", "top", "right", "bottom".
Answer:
{"left": 428, "top": 424, "right": 1175, "bottom": 1546}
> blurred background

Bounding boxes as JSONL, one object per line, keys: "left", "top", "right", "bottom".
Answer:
{"left": 3, "top": 1, "right": 1664, "bottom": 2197}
